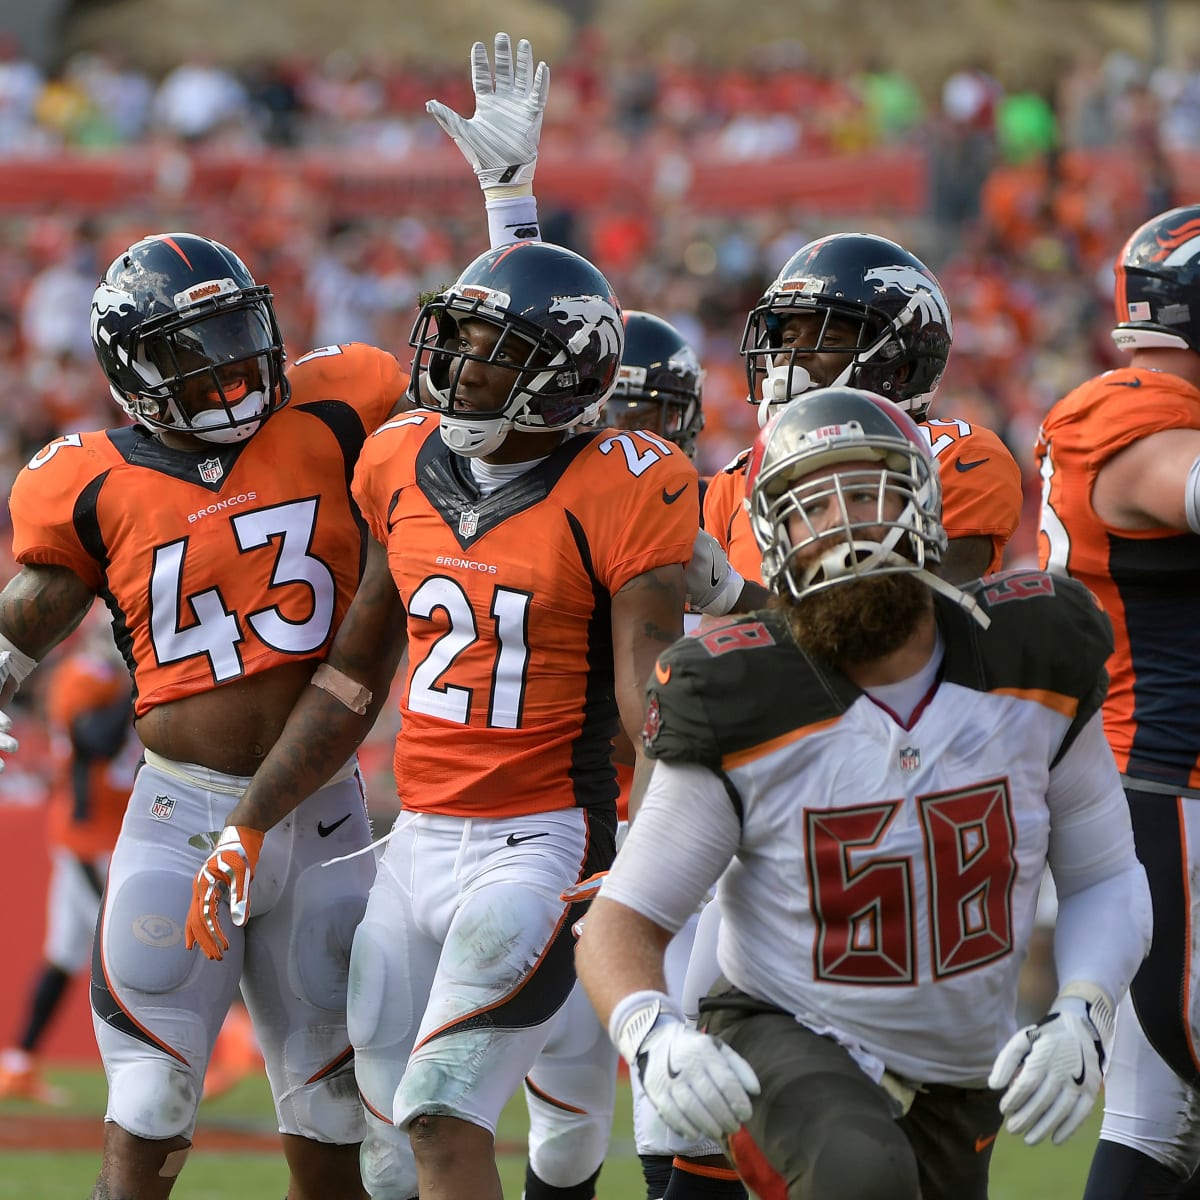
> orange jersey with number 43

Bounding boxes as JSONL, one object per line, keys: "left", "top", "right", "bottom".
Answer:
{"left": 705, "top": 415, "right": 1023, "bottom": 581}
{"left": 353, "top": 415, "right": 699, "bottom": 818}
{"left": 9, "top": 344, "right": 405, "bottom": 715}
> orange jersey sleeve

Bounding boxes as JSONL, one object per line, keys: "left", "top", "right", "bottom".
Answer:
{"left": 921, "top": 417, "right": 1023, "bottom": 573}
{"left": 287, "top": 342, "right": 408, "bottom": 432}
{"left": 11, "top": 345, "right": 406, "bottom": 716}
{"left": 44, "top": 651, "right": 136, "bottom": 857}
{"left": 1036, "top": 366, "right": 1200, "bottom": 787}
{"left": 354, "top": 419, "right": 698, "bottom": 818}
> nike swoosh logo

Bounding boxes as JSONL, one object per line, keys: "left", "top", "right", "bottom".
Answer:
{"left": 1072, "top": 1046, "right": 1086, "bottom": 1087}
{"left": 666, "top": 1047, "right": 682, "bottom": 1079}
{"left": 655, "top": 662, "right": 672, "bottom": 685}
{"left": 955, "top": 458, "right": 990, "bottom": 473}
{"left": 662, "top": 484, "right": 688, "bottom": 504}
{"left": 506, "top": 831, "right": 550, "bottom": 847}
{"left": 975, "top": 1133, "right": 997, "bottom": 1153}
{"left": 1108, "top": 376, "right": 1142, "bottom": 388}
{"left": 317, "top": 813, "right": 352, "bottom": 838}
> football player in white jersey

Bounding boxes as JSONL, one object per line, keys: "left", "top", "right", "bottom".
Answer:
{"left": 577, "top": 386, "right": 1152, "bottom": 1200}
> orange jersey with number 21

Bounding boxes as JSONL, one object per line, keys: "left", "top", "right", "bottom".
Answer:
{"left": 353, "top": 415, "right": 699, "bottom": 819}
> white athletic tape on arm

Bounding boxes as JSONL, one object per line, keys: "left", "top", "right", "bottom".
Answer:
{"left": 311, "top": 664, "right": 372, "bottom": 715}
{"left": 0, "top": 634, "right": 39, "bottom": 689}
{"left": 485, "top": 192, "right": 540, "bottom": 245}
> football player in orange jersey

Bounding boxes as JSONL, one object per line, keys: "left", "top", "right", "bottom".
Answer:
{"left": 1038, "top": 204, "right": 1200, "bottom": 1199}
{"left": 184, "top": 235, "right": 698, "bottom": 1200}
{"left": 707, "top": 231, "right": 1023, "bottom": 590}
{"left": 0, "top": 622, "right": 136, "bottom": 1106}
{"left": 580, "top": 386, "right": 1150, "bottom": 1200}
{"left": 0, "top": 229, "right": 408, "bottom": 1199}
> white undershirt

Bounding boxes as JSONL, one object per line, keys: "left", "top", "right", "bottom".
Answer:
{"left": 467, "top": 454, "right": 549, "bottom": 497}
{"left": 860, "top": 632, "right": 944, "bottom": 725}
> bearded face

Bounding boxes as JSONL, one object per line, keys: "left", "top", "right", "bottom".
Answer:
{"left": 781, "top": 571, "right": 933, "bottom": 666}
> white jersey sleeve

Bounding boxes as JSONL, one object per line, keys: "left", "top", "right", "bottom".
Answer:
{"left": 600, "top": 761, "right": 738, "bottom": 932}
{"left": 1045, "top": 711, "right": 1152, "bottom": 1000}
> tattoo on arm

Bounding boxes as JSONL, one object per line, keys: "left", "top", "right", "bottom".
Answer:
{"left": 0, "top": 565, "right": 94, "bottom": 658}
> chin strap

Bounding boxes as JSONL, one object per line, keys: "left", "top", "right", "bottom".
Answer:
{"left": 917, "top": 568, "right": 991, "bottom": 629}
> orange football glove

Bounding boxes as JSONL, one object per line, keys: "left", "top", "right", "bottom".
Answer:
{"left": 185, "top": 826, "right": 265, "bottom": 961}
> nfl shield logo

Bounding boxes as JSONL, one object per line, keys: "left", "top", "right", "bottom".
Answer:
{"left": 150, "top": 794, "right": 176, "bottom": 821}
{"left": 198, "top": 457, "right": 224, "bottom": 484}
{"left": 899, "top": 746, "right": 921, "bottom": 772}
{"left": 458, "top": 508, "right": 478, "bottom": 537}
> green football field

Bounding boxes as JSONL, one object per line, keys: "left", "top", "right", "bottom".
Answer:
{"left": 0, "top": 1064, "right": 1104, "bottom": 1198}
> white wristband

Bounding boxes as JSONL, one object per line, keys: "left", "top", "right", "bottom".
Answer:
{"left": 0, "top": 634, "right": 39, "bottom": 692}
{"left": 485, "top": 193, "right": 540, "bottom": 247}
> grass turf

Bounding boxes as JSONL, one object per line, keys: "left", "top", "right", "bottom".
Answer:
{"left": 0, "top": 1064, "right": 1103, "bottom": 1198}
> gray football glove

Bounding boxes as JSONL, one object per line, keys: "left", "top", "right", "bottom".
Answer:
{"left": 426, "top": 31, "right": 549, "bottom": 193}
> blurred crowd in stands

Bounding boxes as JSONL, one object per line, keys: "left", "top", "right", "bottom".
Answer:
{"left": 0, "top": 29, "right": 1196, "bottom": 619}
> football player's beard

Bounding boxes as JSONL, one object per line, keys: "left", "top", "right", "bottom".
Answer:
{"left": 781, "top": 572, "right": 933, "bottom": 667}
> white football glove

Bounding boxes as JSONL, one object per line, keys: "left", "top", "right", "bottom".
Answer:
{"left": 685, "top": 529, "right": 744, "bottom": 617}
{"left": 426, "top": 32, "right": 549, "bottom": 195}
{"left": 611, "top": 990, "right": 760, "bottom": 1142}
{"left": 988, "top": 982, "right": 1115, "bottom": 1146}
{"left": 0, "top": 708, "right": 18, "bottom": 771}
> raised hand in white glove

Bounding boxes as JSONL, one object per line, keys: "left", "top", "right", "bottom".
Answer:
{"left": 685, "top": 529, "right": 744, "bottom": 617}
{"left": 0, "top": 708, "right": 18, "bottom": 771}
{"left": 426, "top": 32, "right": 549, "bottom": 196}
{"left": 988, "top": 982, "right": 1115, "bottom": 1146}
{"left": 612, "top": 990, "right": 759, "bottom": 1142}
